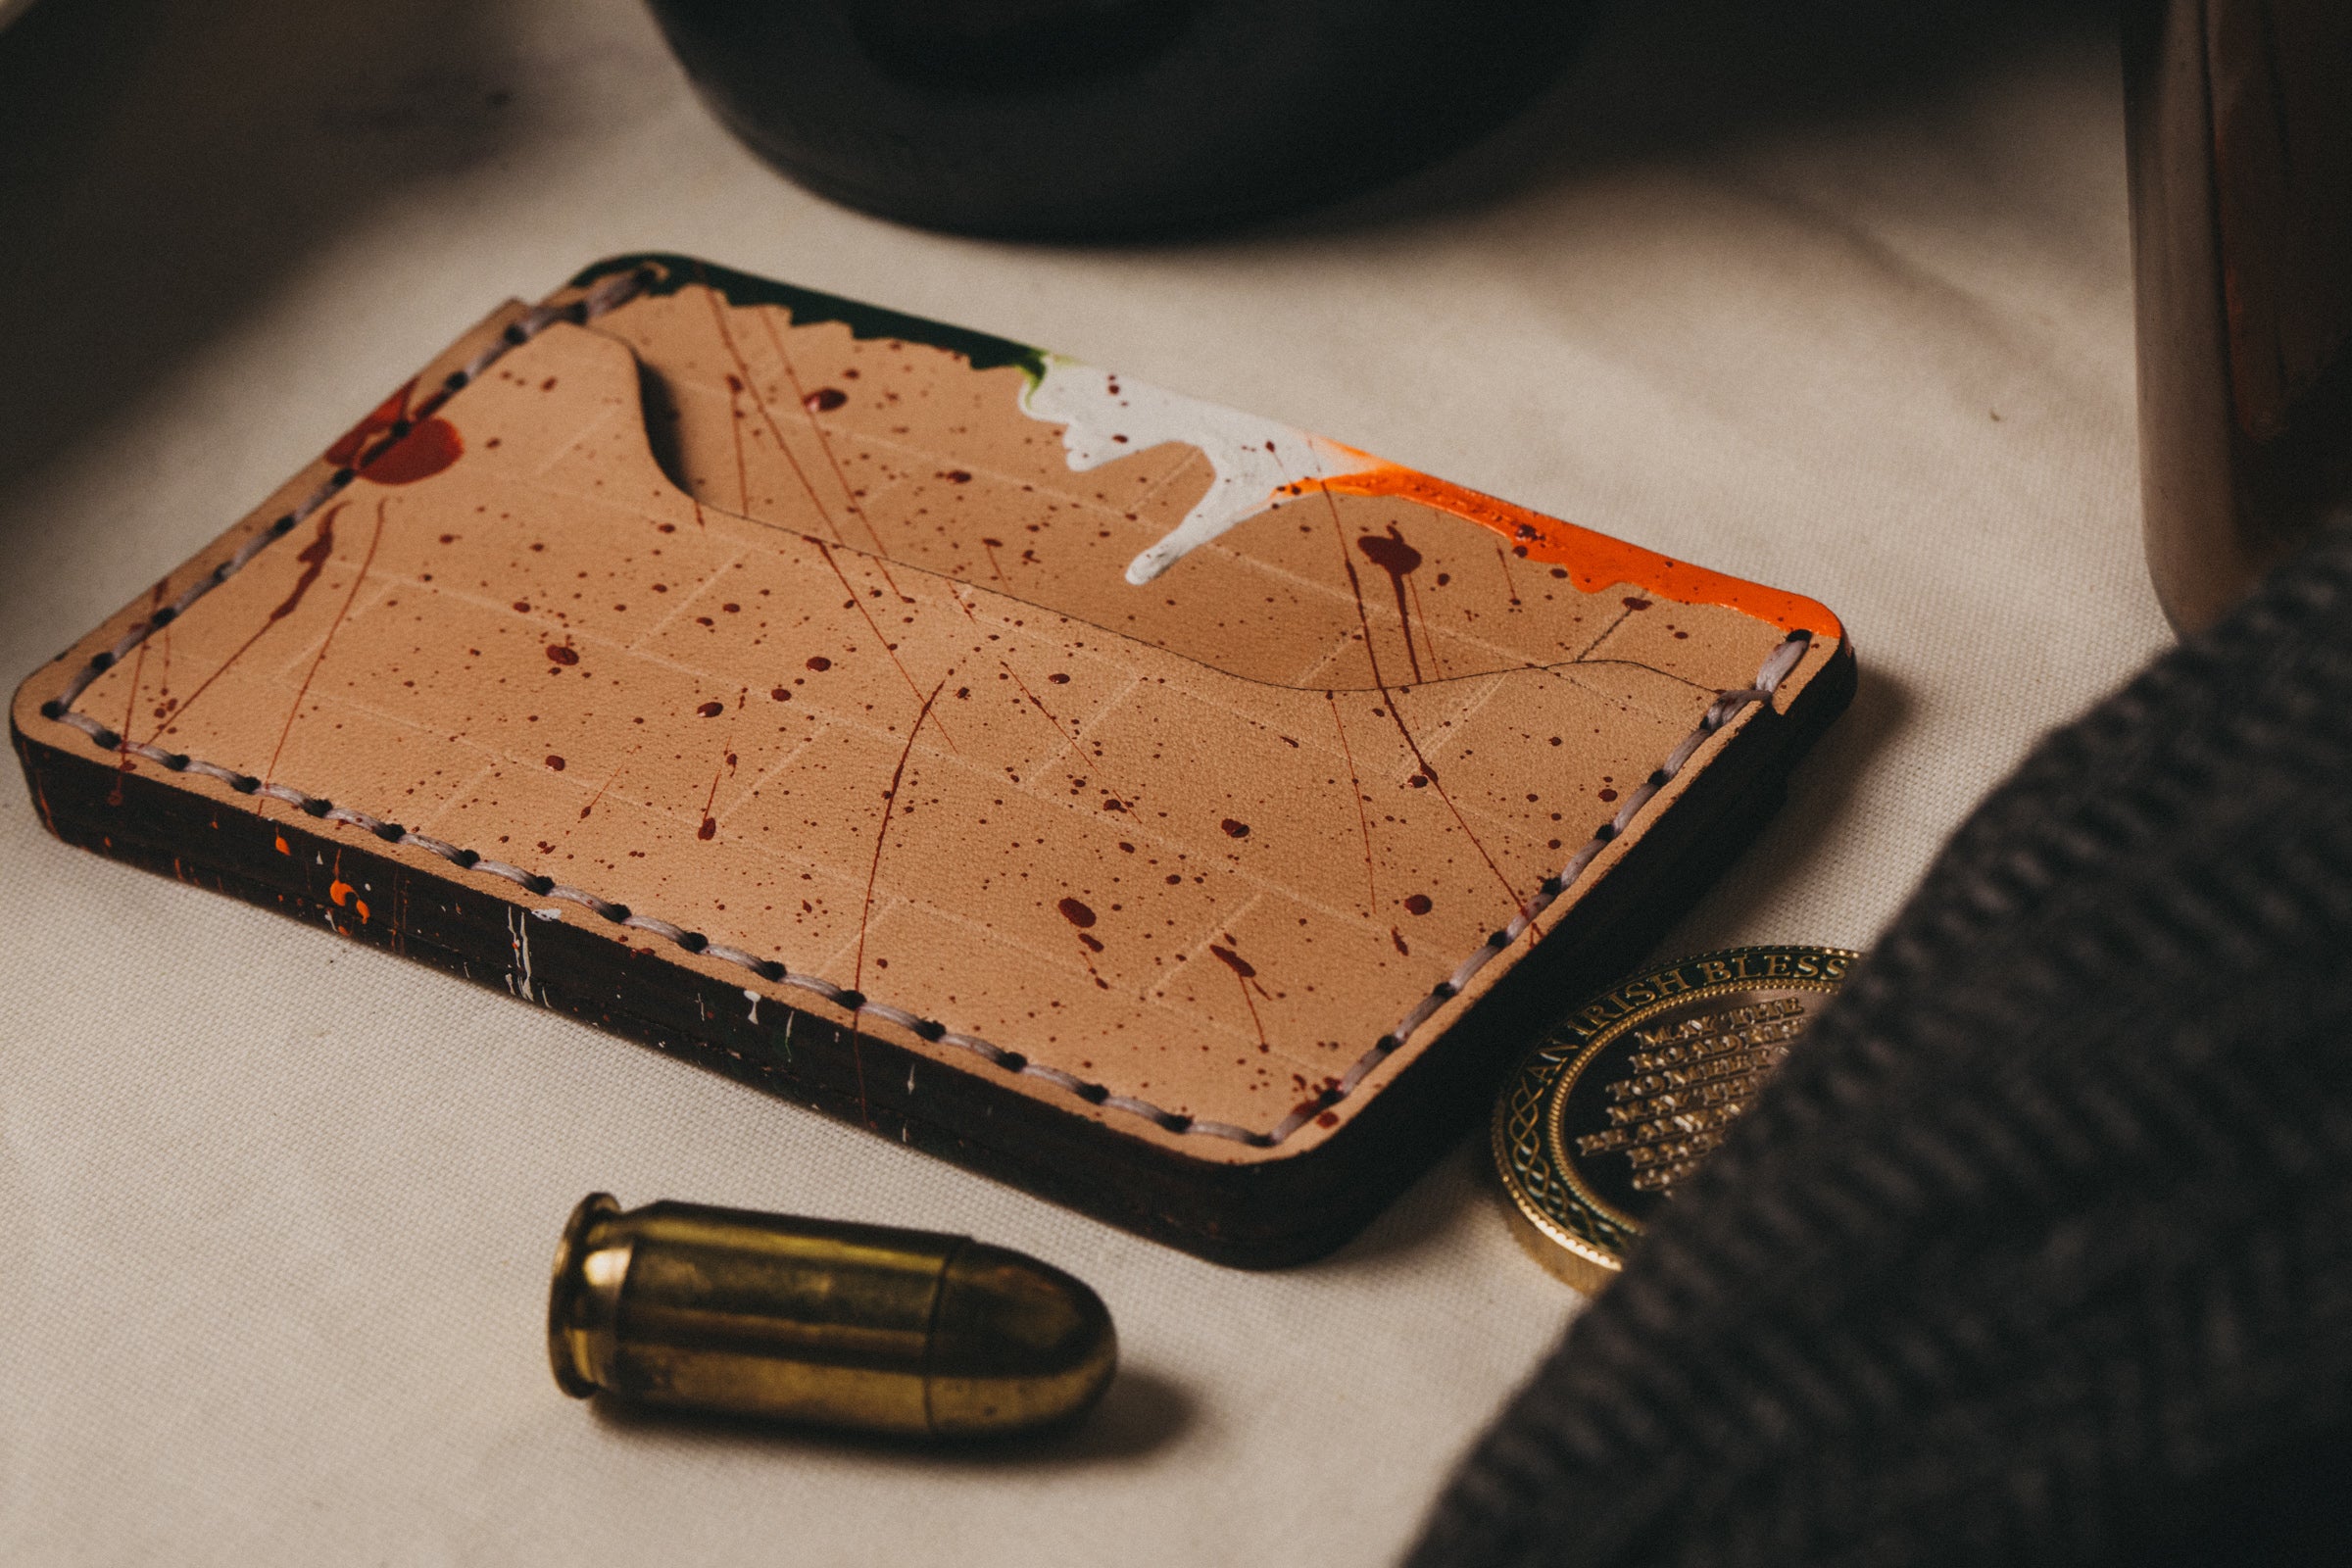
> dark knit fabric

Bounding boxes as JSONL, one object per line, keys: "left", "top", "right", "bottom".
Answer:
{"left": 1409, "top": 517, "right": 2352, "bottom": 1568}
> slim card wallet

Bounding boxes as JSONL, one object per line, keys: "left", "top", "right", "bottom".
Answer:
{"left": 13, "top": 256, "right": 1852, "bottom": 1263}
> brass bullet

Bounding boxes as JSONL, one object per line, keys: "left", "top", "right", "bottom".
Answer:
{"left": 547, "top": 1194, "right": 1117, "bottom": 1438}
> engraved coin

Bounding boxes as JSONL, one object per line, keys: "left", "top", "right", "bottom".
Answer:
{"left": 1494, "top": 945, "right": 1858, "bottom": 1293}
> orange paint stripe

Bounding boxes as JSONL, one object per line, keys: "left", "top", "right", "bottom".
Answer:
{"left": 1289, "top": 459, "right": 1842, "bottom": 640}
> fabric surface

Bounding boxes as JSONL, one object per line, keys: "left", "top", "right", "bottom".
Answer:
{"left": 0, "top": 1, "right": 2161, "bottom": 1563}
{"left": 1409, "top": 516, "right": 2352, "bottom": 1567}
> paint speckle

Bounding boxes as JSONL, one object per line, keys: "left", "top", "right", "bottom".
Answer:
{"left": 697, "top": 700, "right": 725, "bottom": 717}
{"left": 1056, "top": 897, "right": 1098, "bottom": 928}
{"left": 1403, "top": 894, "right": 1433, "bottom": 915}
{"left": 807, "top": 656, "right": 832, "bottom": 671}
{"left": 545, "top": 645, "right": 578, "bottom": 665}
{"left": 546, "top": 755, "right": 566, "bottom": 771}
{"left": 1623, "top": 596, "right": 1652, "bottom": 610}
{"left": 1220, "top": 818, "right": 1250, "bottom": 838}
{"left": 805, "top": 387, "right": 847, "bottom": 413}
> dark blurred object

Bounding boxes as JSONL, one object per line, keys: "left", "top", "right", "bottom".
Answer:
{"left": 643, "top": 0, "right": 1593, "bottom": 239}
{"left": 1410, "top": 513, "right": 2352, "bottom": 1565}
{"left": 2127, "top": 0, "right": 2352, "bottom": 634}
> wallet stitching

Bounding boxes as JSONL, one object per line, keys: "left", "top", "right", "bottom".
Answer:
{"left": 50, "top": 628, "right": 1811, "bottom": 1147}
{"left": 36, "top": 264, "right": 1814, "bottom": 1147}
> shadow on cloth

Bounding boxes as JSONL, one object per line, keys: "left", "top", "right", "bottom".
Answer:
{"left": 1260, "top": 0, "right": 2119, "bottom": 241}
{"left": 0, "top": 0, "right": 545, "bottom": 506}
{"left": 584, "top": 1364, "right": 1197, "bottom": 1468}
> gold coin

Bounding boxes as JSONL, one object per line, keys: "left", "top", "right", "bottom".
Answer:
{"left": 1494, "top": 945, "right": 1859, "bottom": 1293}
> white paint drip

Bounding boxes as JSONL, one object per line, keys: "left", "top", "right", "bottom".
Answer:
{"left": 744, "top": 988, "right": 760, "bottom": 1023}
{"left": 505, "top": 906, "right": 538, "bottom": 1004}
{"left": 1019, "top": 356, "right": 1359, "bottom": 585}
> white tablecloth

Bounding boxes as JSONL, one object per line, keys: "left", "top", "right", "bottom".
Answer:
{"left": 0, "top": 1, "right": 2167, "bottom": 1561}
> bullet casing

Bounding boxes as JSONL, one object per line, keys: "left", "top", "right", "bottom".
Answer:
{"left": 548, "top": 1194, "right": 1117, "bottom": 1438}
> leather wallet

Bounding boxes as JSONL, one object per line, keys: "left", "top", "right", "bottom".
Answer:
{"left": 12, "top": 256, "right": 1852, "bottom": 1263}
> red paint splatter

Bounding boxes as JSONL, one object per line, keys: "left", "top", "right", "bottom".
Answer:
{"left": 1391, "top": 926, "right": 1410, "bottom": 955}
{"left": 580, "top": 758, "right": 625, "bottom": 820}
{"left": 943, "top": 469, "right": 973, "bottom": 484}
{"left": 264, "top": 499, "right": 387, "bottom": 787}
{"left": 1622, "top": 596, "right": 1652, "bottom": 611}
{"left": 1355, "top": 523, "right": 1429, "bottom": 683}
{"left": 1315, "top": 489, "right": 1523, "bottom": 916}
{"left": 324, "top": 378, "right": 462, "bottom": 484}
{"left": 698, "top": 817, "right": 718, "bottom": 840}
{"left": 752, "top": 306, "right": 897, "bottom": 564}
{"left": 807, "top": 656, "right": 831, "bottom": 671}
{"left": 1220, "top": 818, "right": 1250, "bottom": 839}
{"left": 111, "top": 578, "right": 170, "bottom": 802}
{"left": 1056, "top": 897, "right": 1097, "bottom": 928}
{"left": 698, "top": 278, "right": 849, "bottom": 546}
{"left": 806, "top": 539, "right": 941, "bottom": 743}
{"left": 1326, "top": 692, "right": 1378, "bottom": 919}
{"left": 1404, "top": 894, "right": 1433, "bottom": 915}
{"left": 363, "top": 419, "right": 462, "bottom": 484}
{"left": 996, "top": 658, "right": 1077, "bottom": 742}
{"left": 771, "top": 686, "right": 791, "bottom": 701}
{"left": 854, "top": 677, "right": 948, "bottom": 992}
{"left": 804, "top": 387, "right": 847, "bottom": 412}
{"left": 697, "top": 700, "right": 725, "bottom": 716}
{"left": 1298, "top": 459, "right": 1840, "bottom": 637}
{"left": 546, "top": 645, "right": 578, "bottom": 666}
{"left": 325, "top": 383, "right": 411, "bottom": 467}
{"left": 545, "top": 755, "right": 566, "bottom": 771}
{"left": 268, "top": 508, "right": 339, "bottom": 622}
{"left": 836, "top": 676, "right": 950, "bottom": 1125}
{"left": 1494, "top": 543, "right": 1524, "bottom": 607}
{"left": 1598, "top": 787, "right": 1618, "bottom": 802}
{"left": 1209, "top": 943, "right": 1268, "bottom": 1048}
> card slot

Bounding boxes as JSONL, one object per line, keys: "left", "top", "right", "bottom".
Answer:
{"left": 579, "top": 282, "right": 1807, "bottom": 701}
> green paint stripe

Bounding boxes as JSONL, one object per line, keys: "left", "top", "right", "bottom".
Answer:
{"left": 568, "top": 253, "right": 1049, "bottom": 382}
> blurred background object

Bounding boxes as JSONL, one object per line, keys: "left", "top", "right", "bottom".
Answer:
{"left": 643, "top": 0, "right": 1596, "bottom": 238}
{"left": 2126, "top": 0, "right": 2352, "bottom": 633}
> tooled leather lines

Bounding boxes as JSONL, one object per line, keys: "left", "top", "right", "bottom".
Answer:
{"left": 38, "top": 267, "right": 1815, "bottom": 1146}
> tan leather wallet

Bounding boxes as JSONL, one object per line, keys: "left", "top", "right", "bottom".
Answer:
{"left": 12, "top": 257, "right": 1851, "bottom": 1263}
